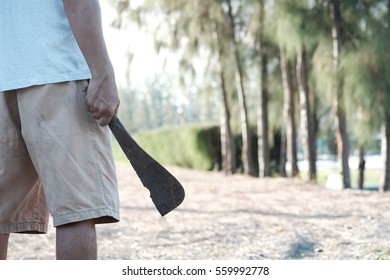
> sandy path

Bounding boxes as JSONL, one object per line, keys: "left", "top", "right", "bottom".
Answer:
{"left": 7, "top": 161, "right": 390, "bottom": 260}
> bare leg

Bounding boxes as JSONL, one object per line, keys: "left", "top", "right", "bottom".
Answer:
{"left": 0, "top": 234, "right": 10, "bottom": 260}
{"left": 56, "top": 219, "right": 97, "bottom": 260}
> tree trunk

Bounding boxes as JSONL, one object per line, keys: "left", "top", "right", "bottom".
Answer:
{"left": 296, "top": 48, "right": 316, "bottom": 181}
{"left": 358, "top": 146, "right": 365, "bottom": 190}
{"left": 331, "top": 0, "right": 351, "bottom": 188}
{"left": 219, "top": 69, "right": 234, "bottom": 175}
{"left": 335, "top": 93, "right": 351, "bottom": 188}
{"left": 380, "top": 115, "right": 390, "bottom": 192}
{"left": 227, "top": 0, "right": 256, "bottom": 176}
{"left": 280, "top": 131, "right": 287, "bottom": 177}
{"left": 257, "top": 0, "right": 270, "bottom": 177}
{"left": 258, "top": 53, "right": 271, "bottom": 177}
{"left": 380, "top": 0, "right": 390, "bottom": 192}
{"left": 213, "top": 20, "right": 234, "bottom": 175}
{"left": 280, "top": 48, "right": 299, "bottom": 177}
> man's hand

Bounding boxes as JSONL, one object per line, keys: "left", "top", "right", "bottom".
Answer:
{"left": 86, "top": 72, "right": 119, "bottom": 126}
{"left": 63, "top": 0, "right": 119, "bottom": 126}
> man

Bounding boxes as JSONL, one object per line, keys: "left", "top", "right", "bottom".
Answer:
{"left": 0, "top": 0, "right": 120, "bottom": 259}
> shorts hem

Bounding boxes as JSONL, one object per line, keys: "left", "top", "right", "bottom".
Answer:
{"left": 0, "top": 222, "right": 48, "bottom": 234}
{"left": 53, "top": 208, "right": 120, "bottom": 227}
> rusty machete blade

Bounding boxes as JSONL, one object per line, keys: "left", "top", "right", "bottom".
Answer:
{"left": 109, "top": 115, "right": 185, "bottom": 216}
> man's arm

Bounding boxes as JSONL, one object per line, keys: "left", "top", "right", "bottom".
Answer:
{"left": 63, "top": 0, "right": 119, "bottom": 126}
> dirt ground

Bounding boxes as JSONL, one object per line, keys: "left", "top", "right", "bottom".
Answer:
{"left": 7, "top": 161, "right": 390, "bottom": 260}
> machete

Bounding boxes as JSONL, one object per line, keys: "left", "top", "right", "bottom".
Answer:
{"left": 109, "top": 114, "right": 185, "bottom": 216}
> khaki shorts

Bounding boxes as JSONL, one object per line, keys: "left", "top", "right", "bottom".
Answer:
{"left": 0, "top": 80, "right": 120, "bottom": 234}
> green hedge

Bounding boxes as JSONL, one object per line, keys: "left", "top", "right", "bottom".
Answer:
{"left": 114, "top": 124, "right": 221, "bottom": 171}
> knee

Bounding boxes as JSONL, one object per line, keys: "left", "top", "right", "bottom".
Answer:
{"left": 0, "top": 234, "right": 10, "bottom": 260}
{"left": 57, "top": 219, "right": 96, "bottom": 233}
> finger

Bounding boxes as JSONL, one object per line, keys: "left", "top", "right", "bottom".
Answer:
{"left": 87, "top": 102, "right": 99, "bottom": 115}
{"left": 97, "top": 115, "right": 111, "bottom": 127}
{"left": 96, "top": 107, "right": 116, "bottom": 126}
{"left": 90, "top": 102, "right": 108, "bottom": 119}
{"left": 85, "top": 92, "right": 96, "bottom": 111}
{"left": 91, "top": 111, "right": 101, "bottom": 120}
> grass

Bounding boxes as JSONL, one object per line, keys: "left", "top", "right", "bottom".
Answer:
{"left": 303, "top": 169, "right": 382, "bottom": 189}
{"left": 378, "top": 251, "right": 390, "bottom": 260}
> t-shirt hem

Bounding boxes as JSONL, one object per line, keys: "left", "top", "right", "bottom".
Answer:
{"left": 0, "top": 71, "right": 92, "bottom": 92}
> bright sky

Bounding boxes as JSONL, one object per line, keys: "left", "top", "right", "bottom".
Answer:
{"left": 100, "top": 0, "right": 190, "bottom": 108}
{"left": 100, "top": 0, "right": 163, "bottom": 88}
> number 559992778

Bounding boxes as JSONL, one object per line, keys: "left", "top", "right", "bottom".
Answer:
{"left": 215, "top": 266, "right": 269, "bottom": 276}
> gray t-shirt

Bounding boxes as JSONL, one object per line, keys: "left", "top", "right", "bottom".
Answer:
{"left": 0, "top": 0, "right": 91, "bottom": 91}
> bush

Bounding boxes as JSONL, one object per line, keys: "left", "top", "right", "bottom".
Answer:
{"left": 112, "top": 124, "right": 265, "bottom": 175}
{"left": 128, "top": 124, "right": 221, "bottom": 170}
